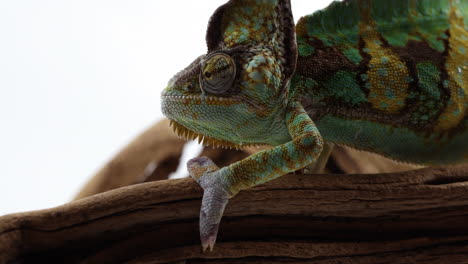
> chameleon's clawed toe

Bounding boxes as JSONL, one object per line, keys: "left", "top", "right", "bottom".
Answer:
{"left": 187, "top": 157, "right": 230, "bottom": 251}
{"left": 201, "top": 223, "right": 218, "bottom": 252}
{"left": 199, "top": 186, "right": 229, "bottom": 251}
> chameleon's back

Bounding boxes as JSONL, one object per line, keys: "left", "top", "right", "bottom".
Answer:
{"left": 293, "top": 0, "right": 468, "bottom": 164}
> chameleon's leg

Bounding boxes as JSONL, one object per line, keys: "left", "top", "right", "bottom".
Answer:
{"left": 304, "top": 142, "right": 334, "bottom": 174}
{"left": 188, "top": 101, "right": 324, "bottom": 251}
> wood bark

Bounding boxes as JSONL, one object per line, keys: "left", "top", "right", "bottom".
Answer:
{"left": 2, "top": 165, "right": 468, "bottom": 263}
{"left": 2, "top": 119, "right": 468, "bottom": 263}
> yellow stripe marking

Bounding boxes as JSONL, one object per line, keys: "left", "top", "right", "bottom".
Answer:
{"left": 435, "top": 0, "right": 468, "bottom": 131}
{"left": 359, "top": 0, "right": 410, "bottom": 113}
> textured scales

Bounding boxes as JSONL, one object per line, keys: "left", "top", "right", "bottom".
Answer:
{"left": 296, "top": 0, "right": 468, "bottom": 164}
{"left": 161, "top": 0, "right": 468, "bottom": 250}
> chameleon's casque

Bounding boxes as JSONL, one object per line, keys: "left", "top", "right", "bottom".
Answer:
{"left": 161, "top": 0, "right": 468, "bottom": 250}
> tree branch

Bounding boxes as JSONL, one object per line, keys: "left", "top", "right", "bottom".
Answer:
{"left": 2, "top": 165, "right": 468, "bottom": 263}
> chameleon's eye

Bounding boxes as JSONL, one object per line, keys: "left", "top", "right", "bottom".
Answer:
{"left": 200, "top": 52, "right": 236, "bottom": 94}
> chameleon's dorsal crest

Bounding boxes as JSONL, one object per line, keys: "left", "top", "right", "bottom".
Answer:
{"left": 206, "top": 0, "right": 298, "bottom": 85}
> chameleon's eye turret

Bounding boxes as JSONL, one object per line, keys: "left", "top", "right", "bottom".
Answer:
{"left": 200, "top": 52, "right": 236, "bottom": 94}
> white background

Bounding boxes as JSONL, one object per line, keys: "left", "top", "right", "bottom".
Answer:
{"left": 0, "top": 0, "right": 331, "bottom": 216}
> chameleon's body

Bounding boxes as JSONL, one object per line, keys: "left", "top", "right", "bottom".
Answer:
{"left": 161, "top": 0, "right": 468, "bottom": 250}
{"left": 297, "top": 0, "right": 468, "bottom": 164}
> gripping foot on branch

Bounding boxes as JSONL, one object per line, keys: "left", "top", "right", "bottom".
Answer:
{"left": 187, "top": 157, "right": 230, "bottom": 252}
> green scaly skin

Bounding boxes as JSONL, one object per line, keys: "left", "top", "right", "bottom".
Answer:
{"left": 161, "top": 0, "right": 468, "bottom": 251}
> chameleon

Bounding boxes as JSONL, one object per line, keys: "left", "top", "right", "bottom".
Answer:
{"left": 161, "top": 0, "right": 468, "bottom": 251}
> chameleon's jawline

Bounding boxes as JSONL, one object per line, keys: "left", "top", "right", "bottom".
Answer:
{"left": 161, "top": 94, "right": 242, "bottom": 104}
{"left": 168, "top": 119, "right": 266, "bottom": 150}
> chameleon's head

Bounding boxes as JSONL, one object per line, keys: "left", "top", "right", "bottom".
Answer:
{"left": 161, "top": 0, "right": 297, "bottom": 148}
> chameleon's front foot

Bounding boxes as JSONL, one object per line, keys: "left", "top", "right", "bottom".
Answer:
{"left": 187, "top": 157, "right": 231, "bottom": 252}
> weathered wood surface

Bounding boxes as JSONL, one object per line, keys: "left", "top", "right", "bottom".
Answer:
{"left": 2, "top": 165, "right": 468, "bottom": 263}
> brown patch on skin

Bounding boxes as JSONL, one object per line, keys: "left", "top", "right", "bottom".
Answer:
{"left": 392, "top": 40, "right": 445, "bottom": 65}
{"left": 246, "top": 101, "right": 271, "bottom": 118}
{"left": 296, "top": 37, "right": 358, "bottom": 82}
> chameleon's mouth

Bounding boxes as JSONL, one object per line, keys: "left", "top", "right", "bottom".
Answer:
{"left": 168, "top": 120, "right": 263, "bottom": 149}
{"left": 161, "top": 91, "right": 267, "bottom": 149}
{"left": 161, "top": 93, "right": 242, "bottom": 105}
